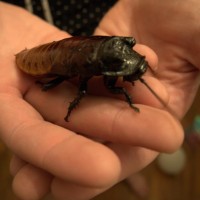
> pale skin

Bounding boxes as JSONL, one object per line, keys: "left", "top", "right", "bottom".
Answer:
{"left": 0, "top": 0, "right": 199, "bottom": 200}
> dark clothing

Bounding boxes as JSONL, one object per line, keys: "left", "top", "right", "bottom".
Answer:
{"left": 2, "top": 0, "right": 117, "bottom": 36}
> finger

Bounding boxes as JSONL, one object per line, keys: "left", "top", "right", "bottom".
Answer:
{"left": 25, "top": 82, "right": 183, "bottom": 153}
{"left": 69, "top": 104, "right": 183, "bottom": 152}
{"left": 0, "top": 94, "right": 122, "bottom": 187}
{"left": 10, "top": 154, "right": 27, "bottom": 176}
{"left": 11, "top": 146, "right": 158, "bottom": 200}
{"left": 10, "top": 144, "right": 158, "bottom": 200}
{"left": 51, "top": 179, "right": 103, "bottom": 200}
{"left": 126, "top": 173, "right": 149, "bottom": 199}
{"left": 86, "top": 76, "right": 169, "bottom": 109}
{"left": 131, "top": 76, "right": 169, "bottom": 108}
{"left": 134, "top": 43, "right": 159, "bottom": 72}
{"left": 12, "top": 164, "right": 52, "bottom": 200}
{"left": 1, "top": 87, "right": 182, "bottom": 189}
{"left": 50, "top": 147, "right": 157, "bottom": 200}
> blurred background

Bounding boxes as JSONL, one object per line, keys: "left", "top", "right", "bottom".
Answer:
{"left": 0, "top": 88, "right": 200, "bottom": 200}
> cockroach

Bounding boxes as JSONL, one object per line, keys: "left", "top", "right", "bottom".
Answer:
{"left": 15, "top": 36, "right": 160, "bottom": 121}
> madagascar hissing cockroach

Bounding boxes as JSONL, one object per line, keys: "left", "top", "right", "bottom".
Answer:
{"left": 16, "top": 36, "right": 153, "bottom": 121}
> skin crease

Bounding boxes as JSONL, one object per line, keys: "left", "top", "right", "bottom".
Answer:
{"left": 0, "top": 0, "right": 199, "bottom": 199}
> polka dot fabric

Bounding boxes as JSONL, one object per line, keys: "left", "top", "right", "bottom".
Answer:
{"left": 31, "top": 0, "right": 45, "bottom": 19}
{"left": 1, "top": 0, "right": 25, "bottom": 7}
{"left": 2, "top": 0, "right": 117, "bottom": 36}
{"left": 49, "top": 0, "right": 117, "bottom": 36}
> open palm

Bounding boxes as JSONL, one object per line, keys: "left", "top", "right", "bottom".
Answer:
{"left": 95, "top": 0, "right": 200, "bottom": 119}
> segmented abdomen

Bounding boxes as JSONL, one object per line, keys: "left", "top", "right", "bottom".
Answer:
{"left": 15, "top": 39, "right": 65, "bottom": 76}
{"left": 15, "top": 36, "right": 110, "bottom": 77}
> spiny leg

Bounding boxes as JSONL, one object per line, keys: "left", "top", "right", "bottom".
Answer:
{"left": 37, "top": 76, "right": 65, "bottom": 91}
{"left": 65, "top": 77, "right": 91, "bottom": 121}
{"left": 104, "top": 75, "right": 139, "bottom": 112}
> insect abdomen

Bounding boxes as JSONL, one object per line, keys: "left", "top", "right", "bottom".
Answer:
{"left": 15, "top": 37, "right": 107, "bottom": 77}
{"left": 15, "top": 40, "right": 65, "bottom": 76}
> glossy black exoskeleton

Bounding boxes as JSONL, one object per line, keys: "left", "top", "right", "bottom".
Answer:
{"left": 16, "top": 36, "right": 148, "bottom": 121}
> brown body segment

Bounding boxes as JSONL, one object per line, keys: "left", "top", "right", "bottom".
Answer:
{"left": 16, "top": 40, "right": 64, "bottom": 76}
{"left": 15, "top": 36, "right": 108, "bottom": 77}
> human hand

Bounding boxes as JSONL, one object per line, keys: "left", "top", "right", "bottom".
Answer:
{"left": 94, "top": 0, "right": 200, "bottom": 197}
{"left": 95, "top": 0, "right": 200, "bottom": 119}
{"left": 0, "top": 2, "right": 183, "bottom": 200}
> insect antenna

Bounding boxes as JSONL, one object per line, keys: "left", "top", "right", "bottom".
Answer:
{"left": 139, "top": 78, "right": 167, "bottom": 107}
{"left": 139, "top": 77, "right": 178, "bottom": 118}
{"left": 139, "top": 63, "right": 167, "bottom": 108}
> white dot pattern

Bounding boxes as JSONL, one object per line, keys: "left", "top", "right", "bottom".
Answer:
{"left": 48, "top": 0, "right": 117, "bottom": 35}
{"left": 2, "top": 0, "right": 117, "bottom": 36}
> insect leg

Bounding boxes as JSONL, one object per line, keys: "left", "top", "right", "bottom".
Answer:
{"left": 37, "top": 76, "right": 65, "bottom": 91}
{"left": 65, "top": 77, "right": 91, "bottom": 121}
{"left": 104, "top": 76, "right": 139, "bottom": 112}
